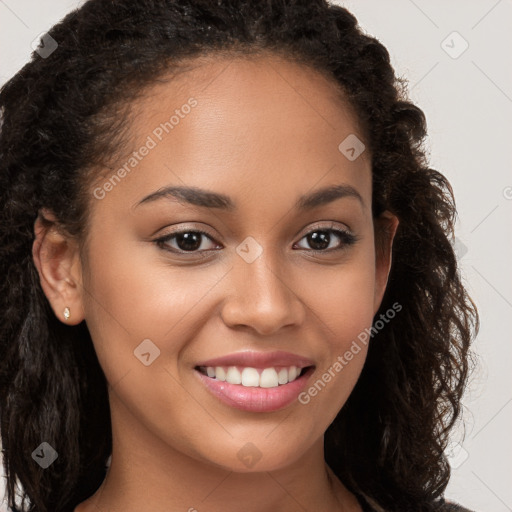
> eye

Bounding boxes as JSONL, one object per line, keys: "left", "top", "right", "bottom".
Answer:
{"left": 154, "top": 229, "right": 220, "bottom": 254}
{"left": 154, "top": 224, "right": 358, "bottom": 256}
{"left": 294, "top": 226, "right": 358, "bottom": 253}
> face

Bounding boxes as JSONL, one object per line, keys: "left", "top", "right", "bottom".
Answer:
{"left": 38, "top": 54, "right": 398, "bottom": 472}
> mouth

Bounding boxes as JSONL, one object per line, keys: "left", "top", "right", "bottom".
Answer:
{"left": 194, "top": 364, "right": 314, "bottom": 388}
{"left": 193, "top": 364, "right": 316, "bottom": 413}
{"left": 193, "top": 350, "right": 316, "bottom": 412}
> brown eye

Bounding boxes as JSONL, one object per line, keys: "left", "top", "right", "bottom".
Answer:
{"left": 294, "top": 228, "right": 357, "bottom": 253}
{"left": 154, "top": 226, "right": 358, "bottom": 257}
{"left": 155, "top": 230, "right": 219, "bottom": 254}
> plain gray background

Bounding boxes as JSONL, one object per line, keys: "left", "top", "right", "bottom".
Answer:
{"left": 0, "top": 1, "right": 511, "bottom": 511}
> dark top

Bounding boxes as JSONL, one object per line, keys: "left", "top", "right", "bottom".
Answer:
{"left": 355, "top": 492, "right": 475, "bottom": 511}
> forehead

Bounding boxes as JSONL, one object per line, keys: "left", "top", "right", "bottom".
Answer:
{"left": 88, "top": 53, "right": 371, "bottom": 221}
{"left": 135, "top": 52, "right": 366, "bottom": 142}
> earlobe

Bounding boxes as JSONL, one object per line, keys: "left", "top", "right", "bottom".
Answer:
{"left": 32, "top": 208, "right": 85, "bottom": 325}
{"left": 373, "top": 211, "right": 399, "bottom": 314}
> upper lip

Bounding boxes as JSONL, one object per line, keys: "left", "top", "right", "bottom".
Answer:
{"left": 195, "top": 350, "right": 315, "bottom": 369}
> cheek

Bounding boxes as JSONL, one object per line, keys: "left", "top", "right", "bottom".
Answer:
{"left": 81, "top": 233, "right": 232, "bottom": 379}
{"left": 295, "top": 244, "right": 376, "bottom": 419}
{"left": 83, "top": 224, "right": 377, "bottom": 370}
{"left": 81, "top": 227, "right": 377, "bottom": 447}
{"left": 305, "top": 241, "right": 377, "bottom": 341}
{"left": 81, "top": 238, "right": 224, "bottom": 456}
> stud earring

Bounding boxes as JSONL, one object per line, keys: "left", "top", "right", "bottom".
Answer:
{"left": 63, "top": 307, "right": 70, "bottom": 320}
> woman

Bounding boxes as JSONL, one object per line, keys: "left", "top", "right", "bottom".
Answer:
{"left": 0, "top": 1, "right": 479, "bottom": 511}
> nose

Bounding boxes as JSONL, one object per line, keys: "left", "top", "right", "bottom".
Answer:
{"left": 220, "top": 251, "right": 305, "bottom": 336}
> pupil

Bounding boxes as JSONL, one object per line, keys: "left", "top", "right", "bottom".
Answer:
{"left": 175, "top": 231, "right": 331, "bottom": 252}
{"left": 308, "top": 231, "right": 330, "bottom": 250}
{"left": 177, "top": 232, "right": 201, "bottom": 251}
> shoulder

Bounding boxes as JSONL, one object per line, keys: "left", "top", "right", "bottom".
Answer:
{"left": 434, "top": 498, "right": 476, "bottom": 512}
{"left": 355, "top": 492, "right": 476, "bottom": 512}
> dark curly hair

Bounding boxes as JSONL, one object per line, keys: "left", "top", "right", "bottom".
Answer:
{"left": 0, "top": 1, "right": 479, "bottom": 511}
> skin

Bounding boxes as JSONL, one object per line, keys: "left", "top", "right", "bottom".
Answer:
{"left": 32, "top": 54, "right": 398, "bottom": 512}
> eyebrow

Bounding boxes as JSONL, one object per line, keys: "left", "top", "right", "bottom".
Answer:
{"left": 134, "top": 183, "right": 364, "bottom": 211}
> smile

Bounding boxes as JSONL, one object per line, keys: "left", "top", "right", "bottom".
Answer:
{"left": 196, "top": 365, "right": 308, "bottom": 388}
{"left": 193, "top": 350, "right": 316, "bottom": 412}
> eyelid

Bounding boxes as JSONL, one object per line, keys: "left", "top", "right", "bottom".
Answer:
{"left": 296, "top": 220, "right": 351, "bottom": 237}
{"left": 155, "top": 221, "right": 351, "bottom": 241}
{"left": 154, "top": 225, "right": 219, "bottom": 252}
{"left": 293, "top": 223, "right": 358, "bottom": 253}
{"left": 155, "top": 223, "right": 217, "bottom": 239}
{"left": 154, "top": 221, "right": 357, "bottom": 255}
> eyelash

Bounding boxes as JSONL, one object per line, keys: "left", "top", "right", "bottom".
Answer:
{"left": 154, "top": 224, "right": 359, "bottom": 257}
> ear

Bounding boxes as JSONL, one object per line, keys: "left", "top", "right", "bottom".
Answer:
{"left": 373, "top": 210, "right": 399, "bottom": 314}
{"left": 32, "top": 208, "right": 85, "bottom": 325}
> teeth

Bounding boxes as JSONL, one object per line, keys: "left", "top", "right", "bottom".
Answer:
{"left": 226, "top": 366, "right": 242, "bottom": 385}
{"left": 260, "top": 368, "right": 279, "bottom": 388}
{"left": 200, "top": 365, "right": 305, "bottom": 388}
{"left": 241, "top": 367, "right": 259, "bottom": 387}
{"left": 215, "top": 366, "right": 226, "bottom": 381}
{"left": 277, "top": 368, "right": 288, "bottom": 385}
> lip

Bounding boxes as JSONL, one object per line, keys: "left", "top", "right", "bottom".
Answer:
{"left": 194, "top": 365, "right": 315, "bottom": 413}
{"left": 195, "top": 350, "right": 315, "bottom": 370}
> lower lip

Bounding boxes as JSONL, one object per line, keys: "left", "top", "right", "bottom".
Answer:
{"left": 194, "top": 367, "right": 315, "bottom": 413}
